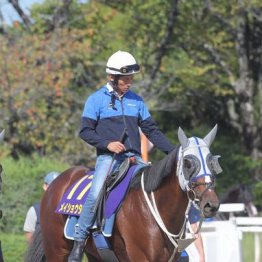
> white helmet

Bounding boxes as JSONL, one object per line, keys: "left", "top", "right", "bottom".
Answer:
{"left": 106, "top": 50, "right": 140, "bottom": 75}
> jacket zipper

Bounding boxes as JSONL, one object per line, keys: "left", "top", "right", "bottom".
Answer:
{"left": 120, "top": 97, "right": 133, "bottom": 150}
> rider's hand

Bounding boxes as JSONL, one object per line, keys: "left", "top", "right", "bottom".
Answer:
{"left": 107, "top": 141, "right": 126, "bottom": 154}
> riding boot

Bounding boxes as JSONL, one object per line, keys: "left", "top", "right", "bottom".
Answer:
{"left": 68, "top": 240, "right": 86, "bottom": 262}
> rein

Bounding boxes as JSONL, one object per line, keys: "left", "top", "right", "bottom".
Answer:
{"left": 141, "top": 142, "right": 214, "bottom": 261}
{"left": 141, "top": 173, "right": 185, "bottom": 253}
{"left": 141, "top": 172, "right": 204, "bottom": 262}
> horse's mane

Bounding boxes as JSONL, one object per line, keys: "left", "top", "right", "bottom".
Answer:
{"left": 131, "top": 147, "right": 179, "bottom": 192}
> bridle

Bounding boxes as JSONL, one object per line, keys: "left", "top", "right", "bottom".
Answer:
{"left": 177, "top": 142, "right": 217, "bottom": 208}
{"left": 186, "top": 174, "right": 216, "bottom": 207}
{"left": 141, "top": 171, "right": 205, "bottom": 262}
{"left": 141, "top": 140, "right": 219, "bottom": 261}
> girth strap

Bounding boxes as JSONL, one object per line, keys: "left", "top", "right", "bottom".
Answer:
{"left": 92, "top": 231, "right": 119, "bottom": 262}
{"left": 96, "top": 249, "right": 119, "bottom": 262}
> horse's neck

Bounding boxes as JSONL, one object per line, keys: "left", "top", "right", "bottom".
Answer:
{"left": 154, "top": 174, "right": 188, "bottom": 232}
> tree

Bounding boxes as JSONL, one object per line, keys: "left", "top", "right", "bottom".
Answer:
{"left": 176, "top": 0, "right": 262, "bottom": 181}
{"left": 0, "top": 27, "right": 97, "bottom": 163}
{"left": 1, "top": 0, "right": 261, "bottom": 193}
{"left": 8, "top": 0, "right": 31, "bottom": 30}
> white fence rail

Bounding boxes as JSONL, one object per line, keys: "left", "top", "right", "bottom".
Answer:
{"left": 186, "top": 204, "right": 262, "bottom": 262}
{"left": 235, "top": 217, "right": 262, "bottom": 262}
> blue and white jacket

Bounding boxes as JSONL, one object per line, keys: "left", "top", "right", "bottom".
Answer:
{"left": 79, "top": 83, "right": 175, "bottom": 156}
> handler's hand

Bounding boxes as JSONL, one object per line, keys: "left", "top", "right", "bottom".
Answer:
{"left": 107, "top": 141, "right": 126, "bottom": 154}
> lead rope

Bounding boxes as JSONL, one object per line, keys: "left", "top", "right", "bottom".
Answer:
{"left": 141, "top": 172, "right": 190, "bottom": 261}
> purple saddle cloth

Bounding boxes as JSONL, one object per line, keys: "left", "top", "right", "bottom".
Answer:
{"left": 56, "top": 164, "right": 145, "bottom": 219}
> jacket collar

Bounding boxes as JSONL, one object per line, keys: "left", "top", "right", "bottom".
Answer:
{"left": 106, "top": 82, "right": 114, "bottom": 93}
{"left": 105, "top": 82, "right": 127, "bottom": 99}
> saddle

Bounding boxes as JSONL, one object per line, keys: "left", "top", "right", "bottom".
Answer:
{"left": 56, "top": 159, "right": 148, "bottom": 231}
{"left": 56, "top": 159, "right": 148, "bottom": 261}
{"left": 94, "top": 157, "right": 131, "bottom": 228}
{"left": 107, "top": 157, "right": 131, "bottom": 191}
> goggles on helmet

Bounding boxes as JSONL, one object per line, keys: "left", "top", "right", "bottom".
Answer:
{"left": 107, "top": 64, "right": 140, "bottom": 75}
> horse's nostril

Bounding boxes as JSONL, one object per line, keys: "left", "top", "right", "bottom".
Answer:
{"left": 203, "top": 202, "right": 220, "bottom": 217}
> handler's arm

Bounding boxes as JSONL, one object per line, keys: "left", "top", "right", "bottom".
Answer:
{"left": 191, "top": 222, "right": 205, "bottom": 262}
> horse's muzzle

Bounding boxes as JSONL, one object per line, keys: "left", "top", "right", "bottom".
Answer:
{"left": 202, "top": 200, "right": 220, "bottom": 218}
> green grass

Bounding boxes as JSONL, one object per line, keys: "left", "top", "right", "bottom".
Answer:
{"left": 242, "top": 232, "right": 262, "bottom": 262}
{"left": 0, "top": 156, "right": 70, "bottom": 233}
{"left": 1, "top": 233, "right": 27, "bottom": 262}
{"left": 0, "top": 232, "right": 89, "bottom": 262}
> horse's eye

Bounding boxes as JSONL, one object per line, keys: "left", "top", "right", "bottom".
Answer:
{"left": 184, "top": 159, "right": 193, "bottom": 169}
{"left": 183, "top": 158, "right": 197, "bottom": 180}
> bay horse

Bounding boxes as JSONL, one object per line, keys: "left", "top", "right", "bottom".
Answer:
{"left": 217, "top": 184, "right": 258, "bottom": 220}
{"left": 26, "top": 126, "right": 221, "bottom": 262}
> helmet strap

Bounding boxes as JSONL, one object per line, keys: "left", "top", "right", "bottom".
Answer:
{"left": 111, "top": 75, "right": 120, "bottom": 91}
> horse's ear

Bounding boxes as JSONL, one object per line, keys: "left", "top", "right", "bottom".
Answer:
{"left": 178, "top": 127, "right": 189, "bottom": 149}
{"left": 203, "top": 124, "right": 217, "bottom": 147}
{"left": 0, "top": 130, "right": 5, "bottom": 142}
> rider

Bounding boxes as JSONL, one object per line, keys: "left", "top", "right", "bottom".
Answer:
{"left": 68, "top": 50, "right": 175, "bottom": 261}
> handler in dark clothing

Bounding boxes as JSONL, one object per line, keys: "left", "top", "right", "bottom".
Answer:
{"left": 179, "top": 205, "right": 205, "bottom": 262}
{"left": 23, "top": 171, "right": 60, "bottom": 244}
{"left": 68, "top": 50, "right": 175, "bottom": 262}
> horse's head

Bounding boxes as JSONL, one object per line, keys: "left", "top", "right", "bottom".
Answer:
{"left": 237, "top": 185, "right": 258, "bottom": 216}
{"left": 221, "top": 184, "right": 258, "bottom": 217}
{"left": 177, "top": 125, "right": 221, "bottom": 218}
